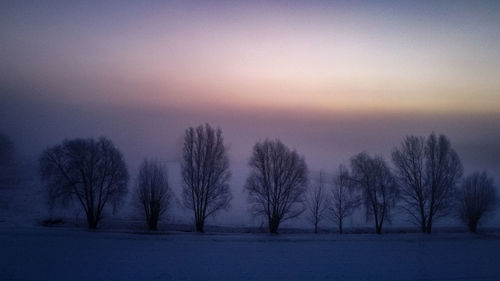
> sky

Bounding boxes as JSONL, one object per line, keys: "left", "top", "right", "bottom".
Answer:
{"left": 1, "top": 0, "right": 500, "bottom": 227}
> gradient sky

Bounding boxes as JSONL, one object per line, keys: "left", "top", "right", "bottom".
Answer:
{"left": 1, "top": 0, "right": 500, "bottom": 226}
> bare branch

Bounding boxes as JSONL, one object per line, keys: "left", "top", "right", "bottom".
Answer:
{"left": 181, "top": 124, "right": 232, "bottom": 232}
{"left": 306, "top": 171, "right": 329, "bottom": 233}
{"left": 350, "top": 152, "right": 398, "bottom": 234}
{"left": 135, "top": 159, "right": 172, "bottom": 231}
{"left": 457, "top": 171, "right": 497, "bottom": 233}
{"left": 39, "top": 137, "right": 128, "bottom": 229}
{"left": 392, "top": 133, "right": 462, "bottom": 233}
{"left": 330, "top": 165, "right": 360, "bottom": 234}
{"left": 245, "top": 139, "right": 308, "bottom": 233}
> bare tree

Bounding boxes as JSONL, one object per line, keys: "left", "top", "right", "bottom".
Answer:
{"left": 0, "top": 133, "right": 15, "bottom": 188}
{"left": 245, "top": 139, "right": 308, "bottom": 233}
{"left": 135, "top": 159, "right": 172, "bottom": 231}
{"left": 0, "top": 133, "right": 14, "bottom": 168}
{"left": 392, "top": 135, "right": 426, "bottom": 231}
{"left": 181, "top": 124, "right": 232, "bottom": 232}
{"left": 330, "top": 165, "right": 359, "bottom": 234}
{"left": 39, "top": 137, "right": 128, "bottom": 229}
{"left": 350, "top": 152, "right": 397, "bottom": 234}
{"left": 392, "top": 133, "right": 462, "bottom": 233}
{"left": 424, "top": 133, "right": 463, "bottom": 232}
{"left": 0, "top": 133, "right": 16, "bottom": 213}
{"left": 457, "top": 172, "right": 498, "bottom": 233}
{"left": 306, "top": 171, "right": 328, "bottom": 234}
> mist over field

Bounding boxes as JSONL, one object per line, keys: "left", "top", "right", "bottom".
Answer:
{"left": 2, "top": 88, "right": 500, "bottom": 228}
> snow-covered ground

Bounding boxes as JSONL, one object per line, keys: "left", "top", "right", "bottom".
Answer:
{"left": 1, "top": 224, "right": 499, "bottom": 281}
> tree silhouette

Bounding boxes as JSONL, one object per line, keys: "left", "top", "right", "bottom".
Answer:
{"left": 457, "top": 171, "right": 497, "bottom": 233}
{"left": 392, "top": 133, "right": 462, "bottom": 233}
{"left": 330, "top": 165, "right": 359, "bottom": 234}
{"left": 350, "top": 152, "right": 397, "bottom": 234}
{"left": 0, "top": 133, "right": 15, "bottom": 189}
{"left": 306, "top": 172, "right": 328, "bottom": 234}
{"left": 39, "top": 137, "right": 128, "bottom": 229}
{"left": 135, "top": 159, "right": 172, "bottom": 231}
{"left": 245, "top": 139, "right": 308, "bottom": 233}
{"left": 181, "top": 124, "right": 232, "bottom": 232}
{"left": 0, "top": 133, "right": 14, "bottom": 168}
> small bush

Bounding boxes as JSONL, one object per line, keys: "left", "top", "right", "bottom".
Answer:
{"left": 41, "top": 218, "right": 65, "bottom": 227}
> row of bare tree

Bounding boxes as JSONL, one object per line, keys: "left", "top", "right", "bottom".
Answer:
{"left": 33, "top": 126, "right": 498, "bottom": 233}
{"left": 306, "top": 134, "right": 498, "bottom": 234}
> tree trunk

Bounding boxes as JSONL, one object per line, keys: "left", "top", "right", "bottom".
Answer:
{"left": 374, "top": 214, "right": 381, "bottom": 234}
{"left": 468, "top": 219, "right": 478, "bottom": 233}
{"left": 420, "top": 206, "right": 426, "bottom": 233}
{"left": 338, "top": 219, "right": 343, "bottom": 234}
{"left": 195, "top": 218, "right": 205, "bottom": 232}
{"left": 269, "top": 217, "right": 280, "bottom": 234}
{"left": 425, "top": 218, "right": 433, "bottom": 234}
{"left": 148, "top": 211, "right": 160, "bottom": 231}
{"left": 148, "top": 217, "right": 158, "bottom": 231}
{"left": 87, "top": 214, "right": 98, "bottom": 229}
{"left": 314, "top": 222, "right": 318, "bottom": 234}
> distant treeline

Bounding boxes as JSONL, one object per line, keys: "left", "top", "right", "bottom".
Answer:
{"left": 1, "top": 126, "right": 497, "bottom": 234}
